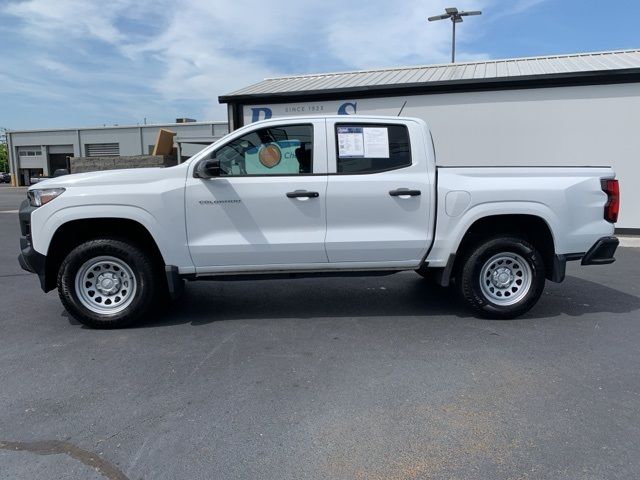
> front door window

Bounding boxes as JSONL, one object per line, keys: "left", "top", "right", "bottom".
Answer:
{"left": 214, "top": 124, "right": 313, "bottom": 176}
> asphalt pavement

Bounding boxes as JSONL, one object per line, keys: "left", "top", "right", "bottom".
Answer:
{"left": 1, "top": 184, "right": 639, "bottom": 479}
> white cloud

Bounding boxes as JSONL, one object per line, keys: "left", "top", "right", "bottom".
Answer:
{"left": 4, "top": 0, "right": 129, "bottom": 44}
{"left": 324, "top": 0, "right": 492, "bottom": 69}
{"left": 123, "top": 0, "right": 498, "bottom": 113}
{"left": 1, "top": 0, "right": 547, "bottom": 126}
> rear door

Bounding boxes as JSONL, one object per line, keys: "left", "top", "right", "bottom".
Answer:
{"left": 325, "top": 119, "right": 433, "bottom": 264}
{"left": 185, "top": 120, "right": 329, "bottom": 271}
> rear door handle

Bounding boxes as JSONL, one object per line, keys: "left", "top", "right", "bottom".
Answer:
{"left": 389, "top": 188, "right": 421, "bottom": 197}
{"left": 286, "top": 190, "right": 320, "bottom": 198}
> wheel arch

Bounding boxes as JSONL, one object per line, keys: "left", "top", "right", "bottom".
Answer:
{"left": 430, "top": 210, "right": 560, "bottom": 287}
{"left": 454, "top": 214, "right": 556, "bottom": 280}
{"left": 42, "top": 217, "right": 166, "bottom": 292}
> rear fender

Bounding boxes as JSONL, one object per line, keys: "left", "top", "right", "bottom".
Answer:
{"left": 426, "top": 201, "right": 560, "bottom": 267}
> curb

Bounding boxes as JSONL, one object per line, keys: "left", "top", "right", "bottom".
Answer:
{"left": 619, "top": 236, "right": 640, "bottom": 248}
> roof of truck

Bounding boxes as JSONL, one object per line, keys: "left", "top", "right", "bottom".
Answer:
{"left": 220, "top": 49, "right": 640, "bottom": 102}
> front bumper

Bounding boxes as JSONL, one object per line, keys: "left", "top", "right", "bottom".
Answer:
{"left": 18, "top": 199, "right": 48, "bottom": 291}
{"left": 581, "top": 236, "right": 619, "bottom": 265}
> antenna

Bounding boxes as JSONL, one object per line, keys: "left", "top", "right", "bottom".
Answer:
{"left": 397, "top": 100, "right": 408, "bottom": 117}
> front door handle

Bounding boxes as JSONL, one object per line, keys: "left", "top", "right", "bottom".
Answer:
{"left": 389, "top": 188, "right": 421, "bottom": 197}
{"left": 286, "top": 190, "right": 320, "bottom": 198}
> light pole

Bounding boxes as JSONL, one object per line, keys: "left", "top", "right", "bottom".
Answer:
{"left": 428, "top": 7, "right": 482, "bottom": 63}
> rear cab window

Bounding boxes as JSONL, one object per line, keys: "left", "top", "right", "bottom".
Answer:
{"left": 334, "top": 123, "right": 411, "bottom": 174}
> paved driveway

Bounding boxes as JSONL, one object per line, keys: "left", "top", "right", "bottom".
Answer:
{"left": 1, "top": 186, "right": 639, "bottom": 479}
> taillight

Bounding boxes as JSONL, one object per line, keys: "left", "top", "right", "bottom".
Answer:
{"left": 601, "top": 179, "right": 619, "bottom": 223}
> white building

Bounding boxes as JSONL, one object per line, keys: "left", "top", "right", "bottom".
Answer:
{"left": 7, "top": 120, "right": 229, "bottom": 186}
{"left": 219, "top": 49, "right": 640, "bottom": 233}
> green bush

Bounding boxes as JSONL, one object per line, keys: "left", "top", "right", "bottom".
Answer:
{"left": 0, "top": 144, "right": 8, "bottom": 173}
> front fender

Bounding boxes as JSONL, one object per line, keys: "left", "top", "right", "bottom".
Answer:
{"left": 30, "top": 204, "right": 193, "bottom": 271}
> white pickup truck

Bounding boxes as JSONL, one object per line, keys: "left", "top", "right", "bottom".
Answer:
{"left": 18, "top": 116, "right": 620, "bottom": 328}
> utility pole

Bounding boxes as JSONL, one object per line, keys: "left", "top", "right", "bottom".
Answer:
{"left": 428, "top": 7, "right": 482, "bottom": 63}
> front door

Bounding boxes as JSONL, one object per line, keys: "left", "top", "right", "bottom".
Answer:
{"left": 185, "top": 120, "right": 328, "bottom": 271}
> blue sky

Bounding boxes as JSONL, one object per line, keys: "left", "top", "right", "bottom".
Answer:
{"left": 1, "top": 0, "right": 639, "bottom": 130}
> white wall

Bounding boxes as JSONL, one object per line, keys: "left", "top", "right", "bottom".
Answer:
{"left": 243, "top": 83, "right": 640, "bottom": 229}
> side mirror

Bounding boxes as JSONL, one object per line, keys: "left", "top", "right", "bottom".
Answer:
{"left": 194, "top": 158, "right": 221, "bottom": 178}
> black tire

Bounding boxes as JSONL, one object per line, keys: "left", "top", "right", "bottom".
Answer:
{"left": 456, "top": 236, "right": 545, "bottom": 319}
{"left": 57, "top": 239, "right": 157, "bottom": 328}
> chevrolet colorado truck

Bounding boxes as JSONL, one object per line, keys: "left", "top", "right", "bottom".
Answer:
{"left": 18, "top": 116, "right": 620, "bottom": 328}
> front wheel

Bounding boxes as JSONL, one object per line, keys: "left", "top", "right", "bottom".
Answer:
{"left": 58, "top": 239, "right": 157, "bottom": 328}
{"left": 456, "top": 237, "right": 545, "bottom": 319}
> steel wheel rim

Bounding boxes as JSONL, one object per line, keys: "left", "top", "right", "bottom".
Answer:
{"left": 75, "top": 256, "right": 137, "bottom": 315}
{"left": 479, "top": 252, "right": 532, "bottom": 306}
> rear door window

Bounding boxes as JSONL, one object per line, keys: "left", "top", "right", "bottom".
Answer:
{"left": 335, "top": 124, "right": 411, "bottom": 174}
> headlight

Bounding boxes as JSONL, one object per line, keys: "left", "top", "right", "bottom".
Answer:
{"left": 27, "top": 188, "right": 66, "bottom": 207}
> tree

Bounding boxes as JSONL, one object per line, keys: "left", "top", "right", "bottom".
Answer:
{"left": 0, "top": 143, "right": 8, "bottom": 173}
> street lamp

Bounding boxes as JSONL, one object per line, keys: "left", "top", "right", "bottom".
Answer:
{"left": 428, "top": 7, "right": 482, "bottom": 63}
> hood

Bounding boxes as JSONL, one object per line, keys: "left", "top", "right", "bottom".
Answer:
{"left": 28, "top": 167, "right": 180, "bottom": 190}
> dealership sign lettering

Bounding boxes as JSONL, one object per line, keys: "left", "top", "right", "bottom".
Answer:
{"left": 247, "top": 101, "right": 358, "bottom": 123}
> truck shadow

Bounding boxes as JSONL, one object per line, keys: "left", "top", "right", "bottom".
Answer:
{"left": 138, "top": 273, "right": 640, "bottom": 328}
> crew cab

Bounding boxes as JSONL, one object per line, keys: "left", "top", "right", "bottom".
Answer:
{"left": 18, "top": 116, "right": 620, "bottom": 328}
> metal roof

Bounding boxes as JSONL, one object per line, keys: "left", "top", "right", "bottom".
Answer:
{"left": 220, "top": 49, "right": 640, "bottom": 102}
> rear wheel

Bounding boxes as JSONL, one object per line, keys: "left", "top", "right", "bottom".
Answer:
{"left": 58, "top": 239, "right": 157, "bottom": 328}
{"left": 457, "top": 236, "right": 545, "bottom": 319}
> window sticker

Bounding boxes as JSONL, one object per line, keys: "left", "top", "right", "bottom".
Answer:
{"left": 337, "top": 127, "right": 365, "bottom": 157}
{"left": 363, "top": 127, "right": 389, "bottom": 158}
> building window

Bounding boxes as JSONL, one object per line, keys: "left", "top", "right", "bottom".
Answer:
{"left": 335, "top": 124, "right": 411, "bottom": 174}
{"left": 85, "top": 143, "right": 120, "bottom": 157}
{"left": 19, "top": 149, "right": 43, "bottom": 157}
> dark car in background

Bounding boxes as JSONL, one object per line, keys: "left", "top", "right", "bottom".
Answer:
{"left": 0, "top": 173, "right": 11, "bottom": 183}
